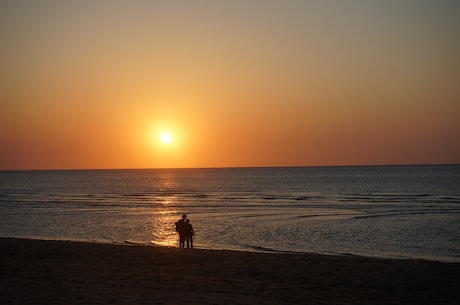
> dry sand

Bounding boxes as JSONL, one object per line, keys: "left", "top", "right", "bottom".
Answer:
{"left": 1, "top": 237, "right": 459, "bottom": 305}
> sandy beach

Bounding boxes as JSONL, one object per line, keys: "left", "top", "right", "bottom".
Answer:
{"left": 0, "top": 238, "right": 459, "bottom": 305}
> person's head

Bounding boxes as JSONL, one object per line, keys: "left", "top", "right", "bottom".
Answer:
{"left": 182, "top": 214, "right": 187, "bottom": 220}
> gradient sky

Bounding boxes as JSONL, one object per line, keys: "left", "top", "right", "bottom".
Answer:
{"left": 1, "top": 0, "right": 459, "bottom": 170}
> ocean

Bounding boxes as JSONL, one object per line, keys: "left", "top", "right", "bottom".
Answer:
{"left": 0, "top": 165, "right": 459, "bottom": 262}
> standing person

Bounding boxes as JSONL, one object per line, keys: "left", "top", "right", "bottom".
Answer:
{"left": 175, "top": 214, "right": 187, "bottom": 248}
{"left": 185, "top": 219, "right": 194, "bottom": 249}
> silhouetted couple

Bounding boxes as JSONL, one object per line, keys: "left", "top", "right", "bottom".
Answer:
{"left": 175, "top": 214, "right": 194, "bottom": 248}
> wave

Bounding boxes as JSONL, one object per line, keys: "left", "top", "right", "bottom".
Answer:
{"left": 340, "top": 193, "right": 460, "bottom": 204}
{"left": 3, "top": 188, "right": 459, "bottom": 208}
{"left": 352, "top": 208, "right": 460, "bottom": 220}
{"left": 238, "top": 244, "right": 286, "bottom": 253}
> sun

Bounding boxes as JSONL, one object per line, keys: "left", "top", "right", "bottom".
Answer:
{"left": 160, "top": 133, "right": 172, "bottom": 143}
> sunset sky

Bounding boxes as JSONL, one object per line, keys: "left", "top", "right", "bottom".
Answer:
{"left": 1, "top": 0, "right": 459, "bottom": 170}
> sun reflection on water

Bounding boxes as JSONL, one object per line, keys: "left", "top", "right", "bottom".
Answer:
{"left": 147, "top": 171, "right": 184, "bottom": 247}
{"left": 149, "top": 208, "right": 180, "bottom": 247}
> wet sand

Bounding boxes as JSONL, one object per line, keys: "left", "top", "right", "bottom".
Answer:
{"left": 1, "top": 237, "right": 459, "bottom": 305}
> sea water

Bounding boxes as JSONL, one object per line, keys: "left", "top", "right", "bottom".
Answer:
{"left": 0, "top": 165, "right": 459, "bottom": 262}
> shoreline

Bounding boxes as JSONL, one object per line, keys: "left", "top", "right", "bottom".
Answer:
{"left": 6, "top": 235, "right": 460, "bottom": 263}
{"left": 1, "top": 237, "right": 459, "bottom": 305}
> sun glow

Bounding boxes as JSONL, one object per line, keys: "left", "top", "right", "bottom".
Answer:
{"left": 160, "top": 133, "right": 172, "bottom": 143}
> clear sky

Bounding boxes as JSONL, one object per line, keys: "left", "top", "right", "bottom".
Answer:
{"left": 1, "top": 0, "right": 459, "bottom": 170}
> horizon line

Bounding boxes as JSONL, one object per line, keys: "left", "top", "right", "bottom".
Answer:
{"left": 1, "top": 162, "right": 458, "bottom": 172}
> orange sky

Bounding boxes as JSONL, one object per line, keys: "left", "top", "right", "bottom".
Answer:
{"left": 1, "top": 0, "right": 459, "bottom": 170}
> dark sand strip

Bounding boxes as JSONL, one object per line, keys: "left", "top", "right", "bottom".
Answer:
{"left": 1, "top": 238, "right": 459, "bottom": 305}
